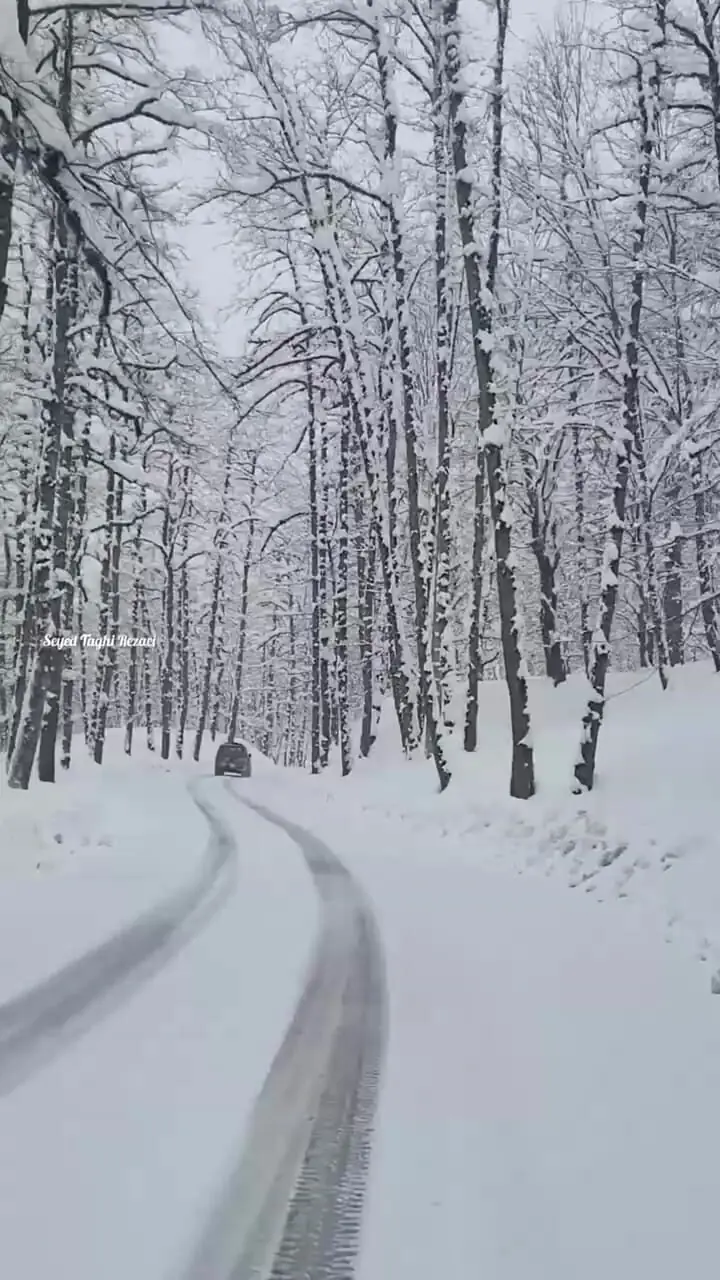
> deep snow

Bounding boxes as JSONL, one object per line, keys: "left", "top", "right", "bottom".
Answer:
{"left": 0, "top": 770, "right": 317, "bottom": 1280}
{"left": 0, "top": 661, "right": 718, "bottom": 1279}
{"left": 242, "top": 660, "right": 720, "bottom": 1279}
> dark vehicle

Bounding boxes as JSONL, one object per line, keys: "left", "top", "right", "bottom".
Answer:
{"left": 214, "top": 741, "right": 252, "bottom": 778}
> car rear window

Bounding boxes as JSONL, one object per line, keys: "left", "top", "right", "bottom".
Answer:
{"left": 218, "top": 744, "right": 248, "bottom": 761}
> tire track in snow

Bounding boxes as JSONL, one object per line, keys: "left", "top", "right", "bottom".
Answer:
{"left": 179, "top": 788, "right": 387, "bottom": 1280}
{"left": 0, "top": 778, "right": 236, "bottom": 1097}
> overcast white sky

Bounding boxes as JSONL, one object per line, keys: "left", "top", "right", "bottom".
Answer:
{"left": 173, "top": 0, "right": 571, "bottom": 359}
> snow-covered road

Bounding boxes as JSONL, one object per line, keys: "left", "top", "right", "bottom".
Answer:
{"left": 3, "top": 752, "right": 720, "bottom": 1280}
{"left": 182, "top": 788, "right": 386, "bottom": 1280}
{"left": 0, "top": 778, "right": 318, "bottom": 1280}
{"left": 245, "top": 774, "right": 720, "bottom": 1280}
{"left": 0, "top": 775, "right": 387, "bottom": 1280}
{"left": 0, "top": 780, "right": 235, "bottom": 1096}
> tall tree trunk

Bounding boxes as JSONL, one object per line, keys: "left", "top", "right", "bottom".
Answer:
{"left": 662, "top": 493, "right": 684, "bottom": 666}
{"left": 319, "top": 259, "right": 416, "bottom": 753}
{"left": 93, "top": 455, "right": 123, "bottom": 765}
{"left": 690, "top": 450, "right": 720, "bottom": 670}
{"left": 8, "top": 104, "right": 78, "bottom": 786}
{"left": 0, "top": 535, "right": 11, "bottom": 751}
{"left": 37, "top": 14, "right": 78, "bottom": 784}
{"left": 319, "top": 412, "right": 332, "bottom": 767}
{"left": 431, "top": 61, "right": 455, "bottom": 730}
{"left": 571, "top": 418, "right": 591, "bottom": 675}
{"left": 444, "top": 0, "right": 535, "bottom": 798}
{"left": 140, "top": 588, "right": 155, "bottom": 751}
{"left": 175, "top": 479, "right": 191, "bottom": 759}
{"left": 123, "top": 488, "right": 148, "bottom": 756}
{"left": 176, "top": 562, "right": 190, "bottom": 758}
{"left": 286, "top": 585, "right": 298, "bottom": 766}
{"left": 574, "top": 41, "right": 662, "bottom": 791}
{"left": 464, "top": 443, "right": 486, "bottom": 752}
{"left": 527, "top": 477, "right": 566, "bottom": 687}
{"left": 60, "top": 420, "right": 90, "bottom": 769}
{"left": 90, "top": 436, "right": 116, "bottom": 758}
{"left": 373, "top": 16, "right": 449, "bottom": 788}
{"left": 194, "top": 431, "right": 232, "bottom": 761}
{"left": 632, "top": 506, "right": 650, "bottom": 668}
{"left": 0, "top": 0, "right": 30, "bottom": 327}
{"left": 160, "top": 456, "right": 176, "bottom": 760}
{"left": 356, "top": 494, "right": 377, "bottom": 759}
{"left": 337, "top": 411, "right": 352, "bottom": 776}
{"left": 306, "top": 344, "right": 323, "bottom": 772}
{"left": 228, "top": 454, "right": 258, "bottom": 741}
{"left": 635, "top": 422, "right": 669, "bottom": 689}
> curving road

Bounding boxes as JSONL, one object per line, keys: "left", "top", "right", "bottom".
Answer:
{"left": 180, "top": 785, "right": 388, "bottom": 1280}
{"left": 0, "top": 778, "right": 236, "bottom": 1097}
{"left": 0, "top": 776, "right": 387, "bottom": 1280}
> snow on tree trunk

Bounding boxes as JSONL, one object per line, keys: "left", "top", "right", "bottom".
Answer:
{"left": 444, "top": 0, "right": 535, "bottom": 798}
{"left": 571, "top": 418, "right": 591, "bottom": 676}
{"left": 690, "top": 449, "right": 720, "bottom": 671}
{"left": 371, "top": 6, "right": 450, "bottom": 790}
{"left": 194, "top": 428, "right": 232, "bottom": 762}
{"left": 464, "top": 440, "right": 486, "bottom": 752}
{"left": 228, "top": 453, "right": 258, "bottom": 742}
{"left": 574, "top": 35, "right": 663, "bottom": 792}
{"left": 430, "top": 49, "right": 455, "bottom": 731}
{"left": 8, "top": 204, "right": 78, "bottom": 785}
{"left": 159, "top": 454, "right": 176, "bottom": 761}
{"left": 662, "top": 488, "right": 684, "bottom": 666}
{"left": 175, "top": 472, "right": 191, "bottom": 759}
{"left": 355, "top": 478, "right": 377, "bottom": 759}
{"left": 93, "top": 447, "right": 124, "bottom": 766}
{"left": 336, "top": 408, "right": 352, "bottom": 777}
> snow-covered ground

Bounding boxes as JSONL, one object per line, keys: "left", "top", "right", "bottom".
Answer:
{"left": 254, "top": 659, "right": 720, "bottom": 985}
{"left": 0, "top": 662, "right": 718, "bottom": 1278}
{"left": 243, "top": 661, "right": 720, "bottom": 1280}
{"left": 0, "top": 757, "right": 207, "bottom": 1002}
{"left": 0, "top": 766, "right": 317, "bottom": 1280}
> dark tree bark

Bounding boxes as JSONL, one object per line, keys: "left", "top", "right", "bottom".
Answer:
{"left": 571, "top": 419, "right": 591, "bottom": 675}
{"left": 464, "top": 442, "right": 486, "bottom": 752}
{"left": 0, "top": 535, "right": 11, "bottom": 751}
{"left": 286, "top": 585, "right": 298, "bottom": 766}
{"left": 574, "top": 42, "right": 662, "bottom": 791}
{"left": 356, "top": 491, "right": 377, "bottom": 759}
{"left": 445, "top": 0, "right": 535, "bottom": 798}
{"left": 60, "top": 422, "right": 90, "bottom": 769}
{"left": 431, "top": 52, "right": 455, "bottom": 730}
{"left": 635, "top": 421, "right": 669, "bottom": 690}
{"left": 319, "top": 413, "right": 332, "bottom": 767}
{"left": 141, "top": 589, "right": 155, "bottom": 752}
{"left": 228, "top": 454, "right": 258, "bottom": 741}
{"left": 160, "top": 455, "right": 176, "bottom": 760}
{"left": 314, "top": 239, "right": 417, "bottom": 754}
{"left": 662, "top": 495, "right": 684, "bottom": 667}
{"left": 0, "top": 0, "right": 30, "bottom": 327}
{"left": 306, "top": 344, "right": 323, "bottom": 772}
{"left": 195, "top": 434, "right": 232, "bottom": 761}
{"left": 8, "top": 127, "right": 79, "bottom": 787}
{"left": 175, "top": 478, "right": 191, "bottom": 759}
{"left": 93, "top": 448, "right": 124, "bottom": 766}
{"left": 526, "top": 472, "right": 566, "bottom": 687}
{"left": 690, "top": 450, "right": 720, "bottom": 670}
{"left": 372, "top": 18, "right": 450, "bottom": 789}
{"left": 336, "top": 410, "right": 352, "bottom": 776}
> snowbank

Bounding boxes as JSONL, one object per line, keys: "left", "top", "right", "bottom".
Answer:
{"left": 247, "top": 660, "right": 720, "bottom": 985}
{"left": 0, "top": 752, "right": 213, "bottom": 1003}
{"left": 237, "top": 662, "right": 720, "bottom": 1280}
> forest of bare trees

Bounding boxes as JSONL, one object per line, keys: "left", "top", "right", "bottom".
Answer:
{"left": 1, "top": 0, "right": 719, "bottom": 797}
